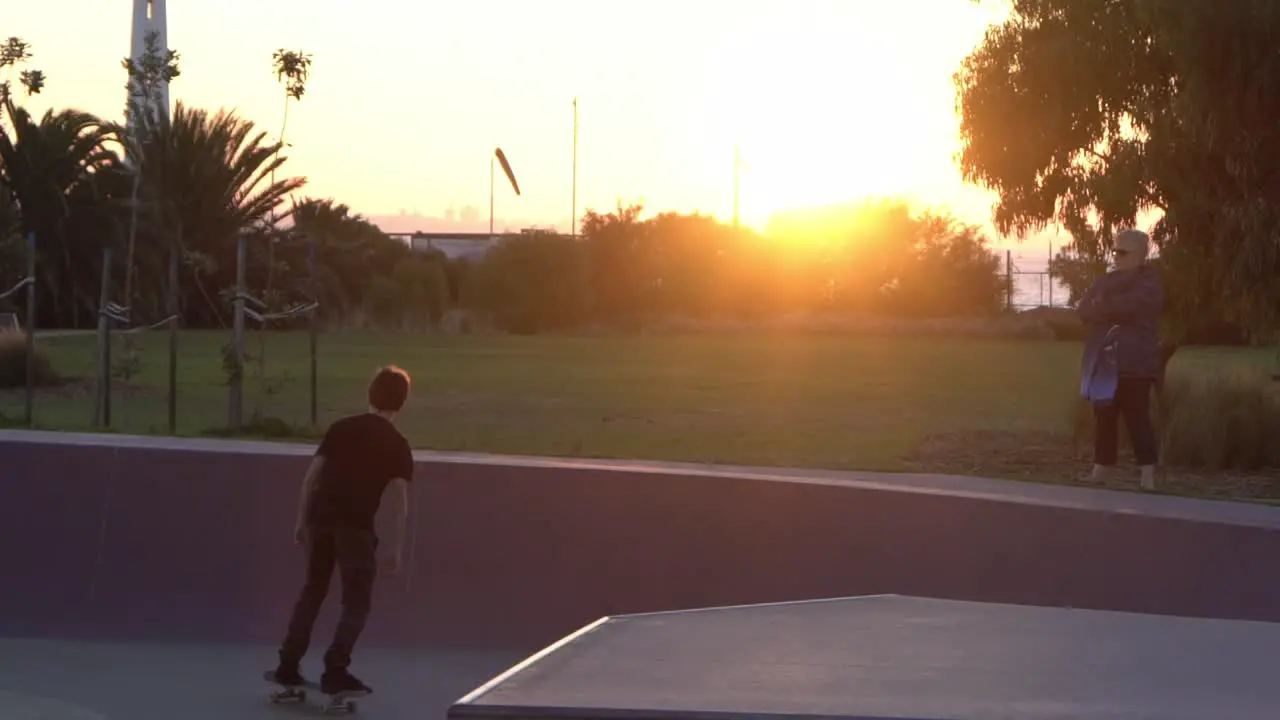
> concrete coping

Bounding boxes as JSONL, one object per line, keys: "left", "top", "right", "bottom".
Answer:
{"left": 2, "top": 428, "right": 1278, "bottom": 530}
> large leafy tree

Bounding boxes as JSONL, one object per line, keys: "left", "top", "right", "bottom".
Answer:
{"left": 887, "top": 212, "right": 1005, "bottom": 317}
{"left": 956, "top": 0, "right": 1280, "bottom": 339}
{"left": 288, "top": 197, "right": 427, "bottom": 323}
{"left": 463, "top": 230, "right": 589, "bottom": 333}
{"left": 647, "top": 212, "right": 745, "bottom": 317}
{"left": 580, "top": 203, "right": 653, "bottom": 325}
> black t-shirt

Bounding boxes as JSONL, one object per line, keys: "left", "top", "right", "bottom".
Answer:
{"left": 307, "top": 413, "right": 414, "bottom": 530}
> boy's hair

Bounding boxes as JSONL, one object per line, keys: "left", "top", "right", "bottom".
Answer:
{"left": 368, "top": 365, "right": 411, "bottom": 413}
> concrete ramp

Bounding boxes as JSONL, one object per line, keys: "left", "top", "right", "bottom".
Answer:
{"left": 5, "top": 429, "right": 1280, "bottom": 718}
{"left": 453, "top": 595, "right": 1280, "bottom": 720}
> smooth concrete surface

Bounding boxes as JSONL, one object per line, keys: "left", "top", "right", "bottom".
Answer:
{"left": 0, "top": 638, "right": 520, "bottom": 720}
{"left": 0, "top": 690, "right": 106, "bottom": 720}
{"left": 453, "top": 595, "right": 1280, "bottom": 720}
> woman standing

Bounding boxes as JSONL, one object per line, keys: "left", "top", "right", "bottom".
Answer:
{"left": 1078, "top": 229, "right": 1164, "bottom": 489}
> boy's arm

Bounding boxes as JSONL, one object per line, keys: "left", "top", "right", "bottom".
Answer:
{"left": 294, "top": 455, "right": 325, "bottom": 541}
{"left": 383, "top": 442, "right": 415, "bottom": 572}
{"left": 385, "top": 477, "right": 409, "bottom": 566}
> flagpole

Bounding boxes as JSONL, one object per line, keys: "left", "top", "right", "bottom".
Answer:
{"left": 733, "top": 143, "right": 741, "bottom": 228}
{"left": 572, "top": 97, "right": 578, "bottom": 240}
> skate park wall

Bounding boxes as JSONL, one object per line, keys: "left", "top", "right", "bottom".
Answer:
{"left": 3, "top": 430, "right": 1280, "bottom": 654}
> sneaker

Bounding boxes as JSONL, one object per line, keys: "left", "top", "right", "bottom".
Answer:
{"left": 321, "top": 671, "right": 372, "bottom": 696}
{"left": 271, "top": 666, "right": 307, "bottom": 687}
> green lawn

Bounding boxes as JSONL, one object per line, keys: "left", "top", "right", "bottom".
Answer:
{"left": 3, "top": 330, "right": 1273, "bottom": 471}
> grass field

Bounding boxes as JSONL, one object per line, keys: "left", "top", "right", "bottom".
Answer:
{"left": 5, "top": 330, "right": 1277, "bottom": 478}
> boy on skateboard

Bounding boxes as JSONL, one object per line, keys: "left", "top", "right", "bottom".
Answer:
{"left": 270, "top": 365, "right": 415, "bottom": 696}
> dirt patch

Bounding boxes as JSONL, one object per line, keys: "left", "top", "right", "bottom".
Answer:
{"left": 904, "top": 429, "right": 1280, "bottom": 503}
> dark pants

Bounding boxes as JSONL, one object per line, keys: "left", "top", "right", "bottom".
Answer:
{"left": 1093, "top": 376, "right": 1159, "bottom": 466}
{"left": 279, "top": 525, "right": 377, "bottom": 674}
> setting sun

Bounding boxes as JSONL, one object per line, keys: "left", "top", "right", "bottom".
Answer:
{"left": 6, "top": 0, "right": 1008, "bottom": 234}
{"left": 694, "top": 1, "right": 1007, "bottom": 231}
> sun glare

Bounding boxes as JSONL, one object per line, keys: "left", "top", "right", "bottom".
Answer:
{"left": 697, "top": 4, "right": 984, "bottom": 234}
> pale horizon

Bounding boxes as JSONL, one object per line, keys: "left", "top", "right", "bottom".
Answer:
{"left": 6, "top": 0, "right": 1035, "bottom": 244}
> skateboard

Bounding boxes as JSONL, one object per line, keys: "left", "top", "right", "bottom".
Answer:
{"left": 263, "top": 670, "right": 367, "bottom": 714}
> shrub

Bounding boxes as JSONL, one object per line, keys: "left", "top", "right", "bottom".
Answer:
{"left": 1160, "top": 364, "right": 1280, "bottom": 470}
{"left": 1068, "top": 362, "right": 1280, "bottom": 470}
{"left": 0, "top": 331, "right": 59, "bottom": 388}
{"left": 201, "top": 412, "right": 319, "bottom": 440}
{"left": 1044, "top": 318, "right": 1089, "bottom": 341}
{"left": 1019, "top": 307, "right": 1087, "bottom": 341}
{"left": 462, "top": 231, "right": 591, "bottom": 332}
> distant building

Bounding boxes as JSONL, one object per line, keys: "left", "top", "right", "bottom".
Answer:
{"left": 386, "top": 229, "right": 571, "bottom": 262}
{"left": 386, "top": 232, "right": 500, "bottom": 262}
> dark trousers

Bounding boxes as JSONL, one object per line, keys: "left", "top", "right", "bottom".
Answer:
{"left": 1093, "top": 376, "right": 1159, "bottom": 466}
{"left": 279, "top": 525, "right": 377, "bottom": 674}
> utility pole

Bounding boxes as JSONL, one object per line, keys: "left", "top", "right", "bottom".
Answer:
{"left": 732, "top": 144, "right": 742, "bottom": 228}
{"left": 572, "top": 97, "right": 578, "bottom": 240}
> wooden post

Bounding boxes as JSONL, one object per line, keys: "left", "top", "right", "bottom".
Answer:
{"left": 258, "top": 234, "right": 268, "bottom": 421}
{"left": 167, "top": 242, "right": 179, "bottom": 434}
{"left": 308, "top": 237, "right": 318, "bottom": 427}
{"left": 24, "top": 231, "right": 35, "bottom": 426}
{"left": 95, "top": 247, "right": 113, "bottom": 427}
{"left": 229, "top": 234, "right": 246, "bottom": 428}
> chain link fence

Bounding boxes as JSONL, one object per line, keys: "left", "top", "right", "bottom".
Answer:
{"left": 1002, "top": 249, "right": 1070, "bottom": 311}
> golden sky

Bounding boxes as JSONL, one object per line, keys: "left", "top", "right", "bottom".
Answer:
{"left": 7, "top": 0, "right": 1011, "bottom": 236}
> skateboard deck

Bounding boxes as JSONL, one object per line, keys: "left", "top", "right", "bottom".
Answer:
{"left": 263, "top": 670, "right": 368, "bottom": 714}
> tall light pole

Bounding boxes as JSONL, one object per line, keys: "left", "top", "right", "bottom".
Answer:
{"left": 732, "top": 143, "right": 742, "bottom": 228}
{"left": 572, "top": 97, "right": 579, "bottom": 240}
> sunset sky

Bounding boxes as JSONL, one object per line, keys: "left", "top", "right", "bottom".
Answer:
{"left": 7, "top": 0, "right": 1015, "bottom": 239}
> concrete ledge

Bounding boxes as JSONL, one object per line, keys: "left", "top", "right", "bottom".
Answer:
{"left": 3, "top": 429, "right": 1280, "bottom": 652}
{"left": 5, "top": 429, "right": 1277, "bottom": 528}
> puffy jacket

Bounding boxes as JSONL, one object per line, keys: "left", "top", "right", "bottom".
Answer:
{"left": 1078, "top": 265, "right": 1164, "bottom": 379}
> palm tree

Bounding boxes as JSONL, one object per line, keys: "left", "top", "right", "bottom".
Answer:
{"left": 0, "top": 103, "right": 119, "bottom": 326}
{"left": 129, "top": 102, "right": 305, "bottom": 325}
{"left": 0, "top": 183, "right": 22, "bottom": 291}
